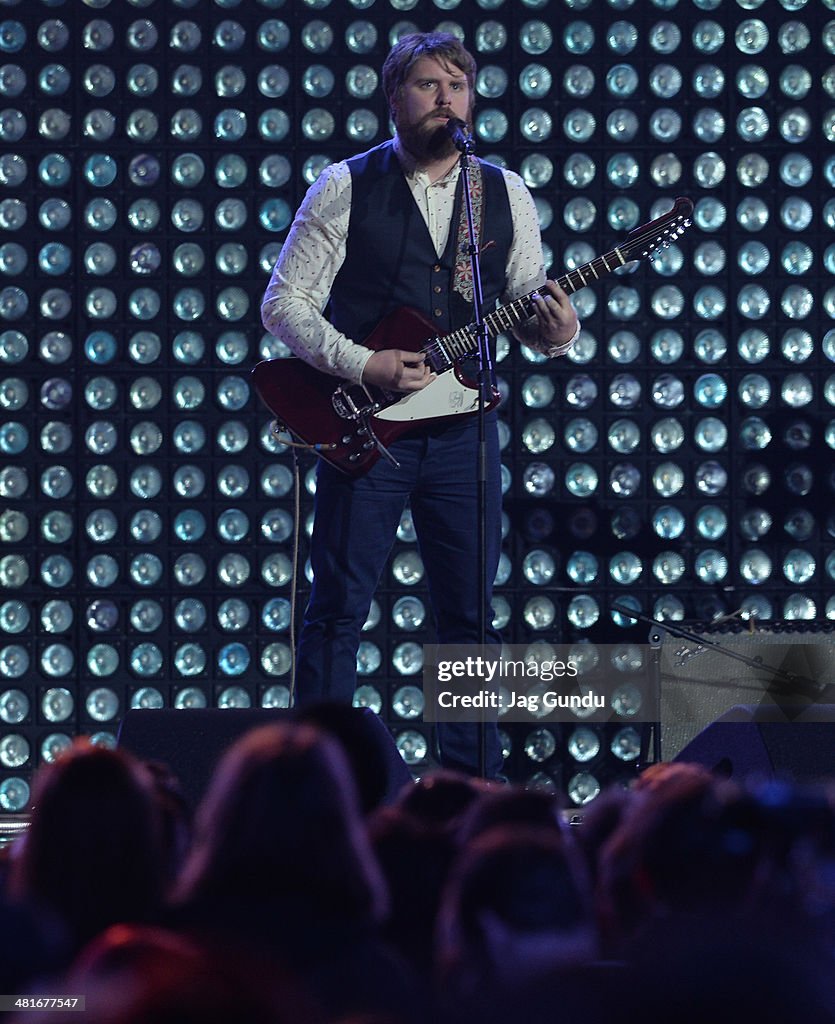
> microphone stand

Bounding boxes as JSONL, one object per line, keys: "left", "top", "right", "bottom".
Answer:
{"left": 452, "top": 123, "right": 495, "bottom": 777}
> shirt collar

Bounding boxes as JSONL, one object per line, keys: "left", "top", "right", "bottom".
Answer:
{"left": 393, "top": 135, "right": 461, "bottom": 187}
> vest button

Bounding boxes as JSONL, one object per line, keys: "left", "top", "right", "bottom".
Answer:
{"left": 433, "top": 285, "right": 441, "bottom": 294}
{"left": 433, "top": 264, "right": 441, "bottom": 273}
{"left": 433, "top": 308, "right": 443, "bottom": 318}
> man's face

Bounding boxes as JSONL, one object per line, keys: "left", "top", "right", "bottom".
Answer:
{"left": 392, "top": 54, "right": 473, "bottom": 162}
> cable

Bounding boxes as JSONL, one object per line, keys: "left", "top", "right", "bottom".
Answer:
{"left": 271, "top": 419, "right": 305, "bottom": 707}
{"left": 267, "top": 421, "right": 336, "bottom": 453}
{"left": 289, "top": 446, "right": 301, "bottom": 709}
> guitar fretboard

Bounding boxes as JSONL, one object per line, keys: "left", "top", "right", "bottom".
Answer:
{"left": 423, "top": 245, "right": 626, "bottom": 372}
{"left": 421, "top": 194, "right": 693, "bottom": 374}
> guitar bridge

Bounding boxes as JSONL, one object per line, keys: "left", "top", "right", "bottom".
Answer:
{"left": 332, "top": 383, "right": 380, "bottom": 421}
{"left": 329, "top": 382, "right": 399, "bottom": 469}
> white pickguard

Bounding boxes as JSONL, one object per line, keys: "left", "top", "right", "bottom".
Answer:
{"left": 373, "top": 372, "right": 483, "bottom": 422}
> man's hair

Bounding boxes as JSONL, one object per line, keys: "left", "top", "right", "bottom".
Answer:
{"left": 382, "top": 31, "right": 476, "bottom": 117}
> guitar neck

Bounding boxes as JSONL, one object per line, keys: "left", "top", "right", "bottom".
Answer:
{"left": 426, "top": 244, "right": 627, "bottom": 371}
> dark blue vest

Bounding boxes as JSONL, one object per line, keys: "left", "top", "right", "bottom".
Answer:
{"left": 328, "top": 140, "right": 514, "bottom": 346}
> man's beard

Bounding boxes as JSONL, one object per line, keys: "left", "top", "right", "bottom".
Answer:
{"left": 397, "top": 111, "right": 461, "bottom": 164}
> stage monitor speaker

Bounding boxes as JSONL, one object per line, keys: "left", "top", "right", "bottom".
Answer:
{"left": 658, "top": 623, "right": 835, "bottom": 761}
{"left": 673, "top": 703, "right": 835, "bottom": 784}
{"left": 117, "top": 707, "right": 413, "bottom": 812}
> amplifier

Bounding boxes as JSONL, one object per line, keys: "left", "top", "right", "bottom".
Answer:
{"left": 657, "top": 621, "right": 835, "bottom": 761}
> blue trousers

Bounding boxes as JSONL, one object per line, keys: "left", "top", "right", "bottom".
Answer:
{"left": 294, "top": 413, "right": 504, "bottom": 777}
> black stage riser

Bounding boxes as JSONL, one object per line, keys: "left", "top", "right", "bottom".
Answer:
{"left": 117, "top": 707, "right": 412, "bottom": 812}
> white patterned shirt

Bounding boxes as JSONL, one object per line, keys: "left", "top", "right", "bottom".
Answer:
{"left": 261, "top": 137, "right": 578, "bottom": 384}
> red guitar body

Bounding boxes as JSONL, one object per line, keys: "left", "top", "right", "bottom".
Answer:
{"left": 252, "top": 305, "right": 498, "bottom": 477}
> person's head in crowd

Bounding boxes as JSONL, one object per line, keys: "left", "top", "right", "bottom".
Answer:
{"left": 604, "top": 915, "right": 835, "bottom": 1024}
{"left": 470, "top": 911, "right": 835, "bottom": 1024}
{"left": 597, "top": 765, "right": 765, "bottom": 953}
{"left": 455, "top": 784, "right": 565, "bottom": 847}
{"left": 571, "top": 783, "right": 636, "bottom": 886}
{"left": 36, "top": 923, "right": 318, "bottom": 1024}
{"left": 295, "top": 701, "right": 411, "bottom": 814}
{"left": 0, "top": 896, "right": 67, "bottom": 994}
{"left": 143, "top": 760, "right": 193, "bottom": 888}
{"left": 174, "top": 721, "right": 387, "bottom": 926}
{"left": 394, "top": 769, "right": 486, "bottom": 831}
{"left": 8, "top": 741, "right": 164, "bottom": 956}
{"left": 739, "top": 778, "right": 835, "bottom": 938}
{"left": 435, "top": 825, "right": 597, "bottom": 1006}
{"left": 369, "top": 806, "right": 459, "bottom": 979}
{"left": 632, "top": 759, "right": 717, "bottom": 795}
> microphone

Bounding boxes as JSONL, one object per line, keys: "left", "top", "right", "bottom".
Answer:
{"left": 445, "top": 117, "right": 475, "bottom": 154}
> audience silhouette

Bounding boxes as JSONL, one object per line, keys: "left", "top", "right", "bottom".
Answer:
{"left": 168, "top": 720, "right": 422, "bottom": 1021}
{"left": 435, "top": 824, "right": 598, "bottom": 1015}
{"left": 3, "top": 710, "right": 835, "bottom": 1023}
{"left": 7, "top": 741, "right": 165, "bottom": 968}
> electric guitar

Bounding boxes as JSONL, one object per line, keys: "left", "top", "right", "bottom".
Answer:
{"left": 252, "top": 196, "right": 694, "bottom": 478}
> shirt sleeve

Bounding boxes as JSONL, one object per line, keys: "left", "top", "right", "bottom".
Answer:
{"left": 260, "top": 161, "right": 375, "bottom": 385}
{"left": 500, "top": 167, "right": 581, "bottom": 358}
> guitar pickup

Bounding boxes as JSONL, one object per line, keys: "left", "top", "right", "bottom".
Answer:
{"left": 427, "top": 338, "right": 450, "bottom": 372}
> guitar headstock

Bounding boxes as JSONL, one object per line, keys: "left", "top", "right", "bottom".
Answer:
{"left": 620, "top": 197, "right": 694, "bottom": 263}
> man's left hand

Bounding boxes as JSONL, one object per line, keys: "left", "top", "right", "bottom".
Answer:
{"left": 531, "top": 281, "right": 579, "bottom": 348}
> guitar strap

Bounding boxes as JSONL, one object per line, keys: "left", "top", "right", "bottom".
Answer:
{"left": 452, "top": 156, "right": 483, "bottom": 304}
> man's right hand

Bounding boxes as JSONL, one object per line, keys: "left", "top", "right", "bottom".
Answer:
{"left": 361, "top": 349, "right": 434, "bottom": 392}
